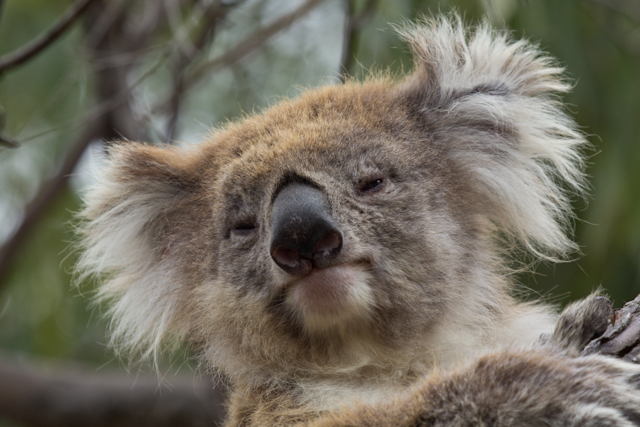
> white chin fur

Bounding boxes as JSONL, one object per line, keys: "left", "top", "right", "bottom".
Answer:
{"left": 285, "top": 264, "right": 374, "bottom": 332}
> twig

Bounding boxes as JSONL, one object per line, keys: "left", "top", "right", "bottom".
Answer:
{"left": 156, "top": 0, "right": 327, "bottom": 113}
{"left": 338, "top": 0, "right": 377, "bottom": 83}
{"left": 83, "top": 0, "right": 133, "bottom": 49}
{"left": 0, "top": 116, "right": 105, "bottom": 289}
{"left": 0, "top": 105, "right": 17, "bottom": 147}
{"left": 15, "top": 49, "right": 171, "bottom": 146}
{"left": 0, "top": 0, "right": 99, "bottom": 73}
{"left": 0, "top": 51, "right": 168, "bottom": 286}
{"left": 33, "top": 0, "right": 324, "bottom": 136}
{"left": 0, "top": 8, "right": 172, "bottom": 289}
{"left": 165, "top": 1, "right": 232, "bottom": 143}
{"left": 0, "top": 133, "right": 17, "bottom": 148}
{"left": 585, "top": 0, "right": 640, "bottom": 24}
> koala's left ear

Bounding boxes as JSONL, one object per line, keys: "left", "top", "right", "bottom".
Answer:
{"left": 77, "top": 142, "right": 205, "bottom": 361}
{"left": 397, "top": 15, "right": 588, "bottom": 260}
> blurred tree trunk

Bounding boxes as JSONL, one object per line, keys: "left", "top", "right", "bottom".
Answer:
{"left": 0, "top": 358, "right": 226, "bottom": 427}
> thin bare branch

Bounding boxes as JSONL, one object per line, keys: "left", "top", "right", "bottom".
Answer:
{"left": 1, "top": 0, "right": 311, "bottom": 286}
{"left": 0, "top": 0, "right": 99, "bottom": 73}
{"left": 9, "top": 0, "right": 324, "bottom": 144}
{"left": 0, "top": 1, "right": 173, "bottom": 289}
{"left": 158, "top": 0, "right": 327, "bottom": 112}
{"left": 0, "top": 105, "right": 16, "bottom": 147}
{"left": 0, "top": 46, "right": 174, "bottom": 288}
{"left": 14, "top": 48, "right": 171, "bottom": 146}
{"left": 84, "top": 0, "right": 133, "bottom": 49}
{"left": 0, "top": 133, "right": 18, "bottom": 148}
{"left": 165, "top": 1, "right": 234, "bottom": 143}
{"left": 338, "top": 0, "right": 377, "bottom": 83}
{"left": 0, "top": 117, "right": 104, "bottom": 289}
{"left": 585, "top": 0, "right": 640, "bottom": 24}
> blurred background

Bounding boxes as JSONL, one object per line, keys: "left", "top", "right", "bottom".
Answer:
{"left": 0, "top": 0, "right": 638, "bottom": 425}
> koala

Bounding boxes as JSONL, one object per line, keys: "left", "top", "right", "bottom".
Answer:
{"left": 78, "top": 15, "right": 640, "bottom": 427}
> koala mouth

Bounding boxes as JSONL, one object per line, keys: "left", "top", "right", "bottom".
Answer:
{"left": 285, "top": 264, "right": 374, "bottom": 331}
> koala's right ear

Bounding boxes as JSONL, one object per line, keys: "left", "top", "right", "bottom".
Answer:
{"left": 77, "top": 142, "right": 205, "bottom": 362}
{"left": 397, "top": 15, "right": 588, "bottom": 260}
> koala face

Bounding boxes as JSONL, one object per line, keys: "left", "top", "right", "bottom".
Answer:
{"left": 79, "top": 18, "right": 586, "bottom": 384}
{"left": 181, "top": 83, "right": 484, "bottom": 377}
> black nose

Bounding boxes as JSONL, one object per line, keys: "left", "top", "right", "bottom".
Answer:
{"left": 270, "top": 182, "right": 343, "bottom": 275}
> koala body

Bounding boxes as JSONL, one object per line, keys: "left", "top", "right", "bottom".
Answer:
{"left": 79, "top": 16, "right": 640, "bottom": 426}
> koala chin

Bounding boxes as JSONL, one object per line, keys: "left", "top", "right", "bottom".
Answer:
{"left": 78, "top": 14, "right": 640, "bottom": 427}
{"left": 285, "top": 264, "right": 374, "bottom": 332}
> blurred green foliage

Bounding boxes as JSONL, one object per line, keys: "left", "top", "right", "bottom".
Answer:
{"left": 0, "top": 0, "right": 100, "bottom": 364}
{"left": 0, "top": 0, "right": 638, "bottom": 375}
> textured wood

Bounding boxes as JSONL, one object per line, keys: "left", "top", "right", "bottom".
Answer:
{"left": 583, "top": 294, "right": 640, "bottom": 362}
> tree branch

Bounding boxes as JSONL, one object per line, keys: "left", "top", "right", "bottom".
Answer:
{"left": 338, "top": 0, "right": 377, "bottom": 83}
{"left": 0, "top": 0, "right": 163, "bottom": 290}
{"left": 583, "top": 294, "right": 640, "bottom": 361}
{"left": 158, "top": 0, "right": 327, "bottom": 112}
{"left": 0, "top": 358, "right": 226, "bottom": 427}
{"left": 0, "top": 105, "right": 17, "bottom": 147}
{"left": 0, "top": 133, "right": 17, "bottom": 148}
{"left": 0, "top": 115, "right": 107, "bottom": 289}
{"left": 165, "top": 1, "right": 233, "bottom": 143}
{"left": 584, "top": 0, "right": 640, "bottom": 24}
{"left": 0, "top": 0, "right": 99, "bottom": 74}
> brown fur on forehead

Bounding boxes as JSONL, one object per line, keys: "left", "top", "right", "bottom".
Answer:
{"left": 199, "top": 79, "right": 424, "bottom": 168}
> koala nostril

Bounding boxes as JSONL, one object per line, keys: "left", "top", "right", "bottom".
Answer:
{"left": 272, "top": 246, "right": 301, "bottom": 269}
{"left": 312, "top": 231, "right": 342, "bottom": 260}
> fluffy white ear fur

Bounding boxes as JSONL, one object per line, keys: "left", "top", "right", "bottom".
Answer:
{"left": 399, "top": 15, "right": 588, "bottom": 260}
{"left": 76, "top": 144, "right": 195, "bottom": 364}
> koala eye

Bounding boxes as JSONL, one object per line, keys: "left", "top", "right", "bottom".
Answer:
{"left": 359, "top": 177, "right": 385, "bottom": 194}
{"left": 231, "top": 222, "right": 257, "bottom": 236}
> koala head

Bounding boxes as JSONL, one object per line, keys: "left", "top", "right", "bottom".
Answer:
{"left": 78, "top": 17, "right": 586, "bottom": 384}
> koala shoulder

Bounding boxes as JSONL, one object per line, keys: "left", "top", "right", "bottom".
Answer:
{"left": 311, "top": 350, "right": 640, "bottom": 427}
